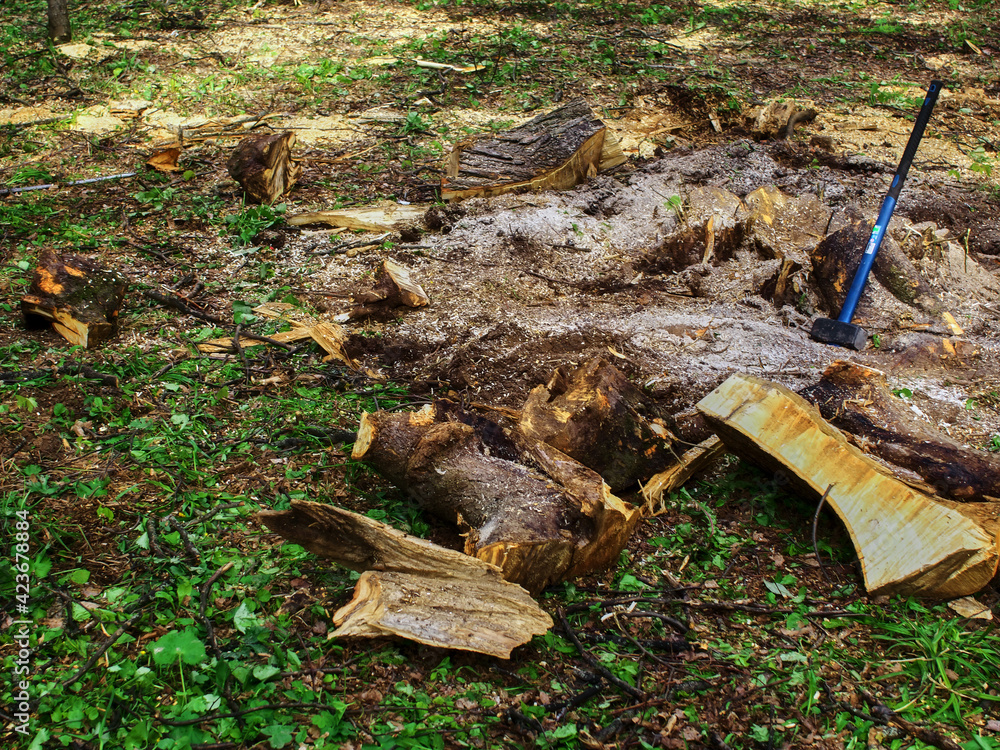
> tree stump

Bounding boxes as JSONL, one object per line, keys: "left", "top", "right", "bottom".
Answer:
{"left": 21, "top": 250, "right": 126, "bottom": 348}
{"left": 519, "top": 358, "right": 677, "bottom": 493}
{"left": 441, "top": 99, "right": 626, "bottom": 201}
{"left": 352, "top": 401, "right": 641, "bottom": 594}
{"left": 227, "top": 131, "right": 301, "bottom": 204}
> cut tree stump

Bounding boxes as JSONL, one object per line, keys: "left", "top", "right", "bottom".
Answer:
{"left": 21, "top": 250, "right": 126, "bottom": 348}
{"left": 799, "top": 361, "right": 1000, "bottom": 503}
{"left": 227, "top": 130, "right": 301, "bottom": 204}
{"left": 258, "top": 500, "right": 552, "bottom": 658}
{"left": 352, "top": 401, "right": 642, "bottom": 594}
{"left": 697, "top": 374, "right": 999, "bottom": 598}
{"left": 440, "top": 99, "right": 626, "bottom": 201}
{"left": 519, "top": 358, "right": 677, "bottom": 493}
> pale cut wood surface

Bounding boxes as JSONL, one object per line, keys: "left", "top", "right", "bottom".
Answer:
{"left": 258, "top": 500, "right": 552, "bottom": 658}
{"left": 697, "top": 374, "right": 999, "bottom": 598}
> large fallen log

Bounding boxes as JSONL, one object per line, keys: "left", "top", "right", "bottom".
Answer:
{"left": 227, "top": 130, "right": 301, "bottom": 204}
{"left": 441, "top": 99, "right": 626, "bottom": 201}
{"left": 21, "top": 250, "right": 126, "bottom": 348}
{"left": 352, "top": 401, "right": 642, "bottom": 594}
{"left": 519, "top": 358, "right": 677, "bottom": 493}
{"left": 799, "top": 361, "right": 1000, "bottom": 503}
{"left": 258, "top": 501, "right": 551, "bottom": 658}
{"left": 698, "top": 374, "right": 999, "bottom": 598}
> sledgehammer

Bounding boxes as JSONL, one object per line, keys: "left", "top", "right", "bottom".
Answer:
{"left": 810, "top": 80, "right": 943, "bottom": 350}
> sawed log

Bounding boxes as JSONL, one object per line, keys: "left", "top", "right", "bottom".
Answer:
{"left": 799, "top": 361, "right": 1000, "bottom": 503}
{"left": 227, "top": 130, "right": 301, "bottom": 204}
{"left": 519, "top": 357, "right": 677, "bottom": 493}
{"left": 441, "top": 98, "right": 626, "bottom": 201}
{"left": 352, "top": 400, "right": 642, "bottom": 594}
{"left": 21, "top": 250, "right": 126, "bottom": 348}
{"left": 258, "top": 501, "right": 552, "bottom": 658}
{"left": 697, "top": 374, "right": 999, "bottom": 598}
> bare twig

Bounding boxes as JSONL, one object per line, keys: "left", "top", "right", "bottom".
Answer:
{"left": 557, "top": 608, "right": 645, "bottom": 700}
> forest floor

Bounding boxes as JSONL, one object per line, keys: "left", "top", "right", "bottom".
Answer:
{"left": 2, "top": 0, "right": 1000, "bottom": 748}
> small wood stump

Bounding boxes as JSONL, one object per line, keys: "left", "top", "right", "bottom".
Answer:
{"left": 21, "top": 250, "right": 126, "bottom": 347}
{"left": 227, "top": 130, "right": 301, "bottom": 204}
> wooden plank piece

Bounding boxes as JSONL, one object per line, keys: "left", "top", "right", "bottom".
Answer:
{"left": 697, "top": 374, "right": 999, "bottom": 598}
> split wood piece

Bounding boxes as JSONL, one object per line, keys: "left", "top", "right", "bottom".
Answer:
{"left": 697, "top": 374, "right": 999, "bottom": 598}
{"left": 352, "top": 401, "right": 642, "bottom": 594}
{"left": 197, "top": 318, "right": 361, "bottom": 370}
{"left": 750, "top": 99, "right": 818, "bottom": 139}
{"left": 287, "top": 203, "right": 429, "bottom": 232}
{"left": 519, "top": 358, "right": 677, "bottom": 493}
{"left": 352, "top": 259, "right": 429, "bottom": 318}
{"left": 810, "top": 212, "right": 942, "bottom": 317}
{"left": 258, "top": 500, "right": 551, "bottom": 658}
{"left": 799, "top": 361, "right": 1000, "bottom": 503}
{"left": 21, "top": 250, "right": 126, "bottom": 348}
{"left": 227, "top": 130, "right": 301, "bottom": 204}
{"left": 440, "top": 99, "right": 626, "bottom": 202}
{"left": 642, "top": 437, "right": 728, "bottom": 517}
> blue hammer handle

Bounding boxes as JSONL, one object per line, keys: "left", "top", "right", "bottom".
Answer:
{"left": 837, "top": 80, "right": 943, "bottom": 324}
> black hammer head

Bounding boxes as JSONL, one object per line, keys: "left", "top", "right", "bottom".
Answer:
{"left": 810, "top": 318, "right": 868, "bottom": 350}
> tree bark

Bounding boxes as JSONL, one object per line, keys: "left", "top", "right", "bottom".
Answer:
{"left": 799, "top": 361, "right": 1000, "bottom": 502}
{"left": 47, "top": 0, "right": 72, "bottom": 43}
{"left": 352, "top": 401, "right": 642, "bottom": 594}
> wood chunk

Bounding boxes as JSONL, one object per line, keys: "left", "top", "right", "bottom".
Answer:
{"left": 799, "top": 361, "right": 1000, "bottom": 503}
{"left": 352, "top": 401, "right": 642, "bottom": 594}
{"left": 21, "top": 250, "right": 125, "bottom": 348}
{"left": 642, "top": 436, "right": 728, "bottom": 517}
{"left": 698, "top": 374, "right": 999, "bottom": 598}
{"left": 227, "top": 130, "right": 301, "bottom": 204}
{"left": 287, "top": 203, "right": 429, "bottom": 232}
{"left": 744, "top": 185, "right": 830, "bottom": 266}
{"left": 519, "top": 358, "right": 677, "bottom": 493}
{"left": 258, "top": 500, "right": 552, "bottom": 658}
{"left": 354, "top": 259, "right": 429, "bottom": 312}
{"left": 441, "top": 99, "right": 625, "bottom": 201}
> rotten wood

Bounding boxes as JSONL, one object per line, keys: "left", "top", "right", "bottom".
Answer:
{"left": 697, "top": 373, "right": 999, "bottom": 598}
{"left": 227, "top": 130, "right": 301, "bottom": 204}
{"left": 519, "top": 358, "right": 677, "bottom": 493}
{"left": 352, "top": 400, "right": 642, "bottom": 594}
{"left": 21, "top": 250, "right": 126, "bottom": 348}
{"left": 258, "top": 500, "right": 552, "bottom": 658}
{"left": 441, "top": 99, "right": 626, "bottom": 202}
{"left": 799, "top": 361, "right": 1000, "bottom": 503}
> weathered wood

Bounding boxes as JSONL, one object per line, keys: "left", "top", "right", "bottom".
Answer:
{"left": 519, "top": 358, "right": 677, "bottom": 493}
{"left": 352, "top": 401, "right": 641, "bottom": 594}
{"left": 287, "top": 203, "right": 428, "bottom": 231}
{"left": 258, "top": 500, "right": 552, "bottom": 658}
{"left": 441, "top": 99, "right": 626, "bottom": 201}
{"left": 698, "top": 374, "right": 999, "bottom": 598}
{"left": 799, "top": 361, "right": 1000, "bottom": 502}
{"left": 227, "top": 131, "right": 301, "bottom": 204}
{"left": 21, "top": 250, "right": 126, "bottom": 348}
{"left": 642, "top": 436, "right": 728, "bottom": 517}
{"left": 352, "top": 259, "right": 429, "bottom": 317}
